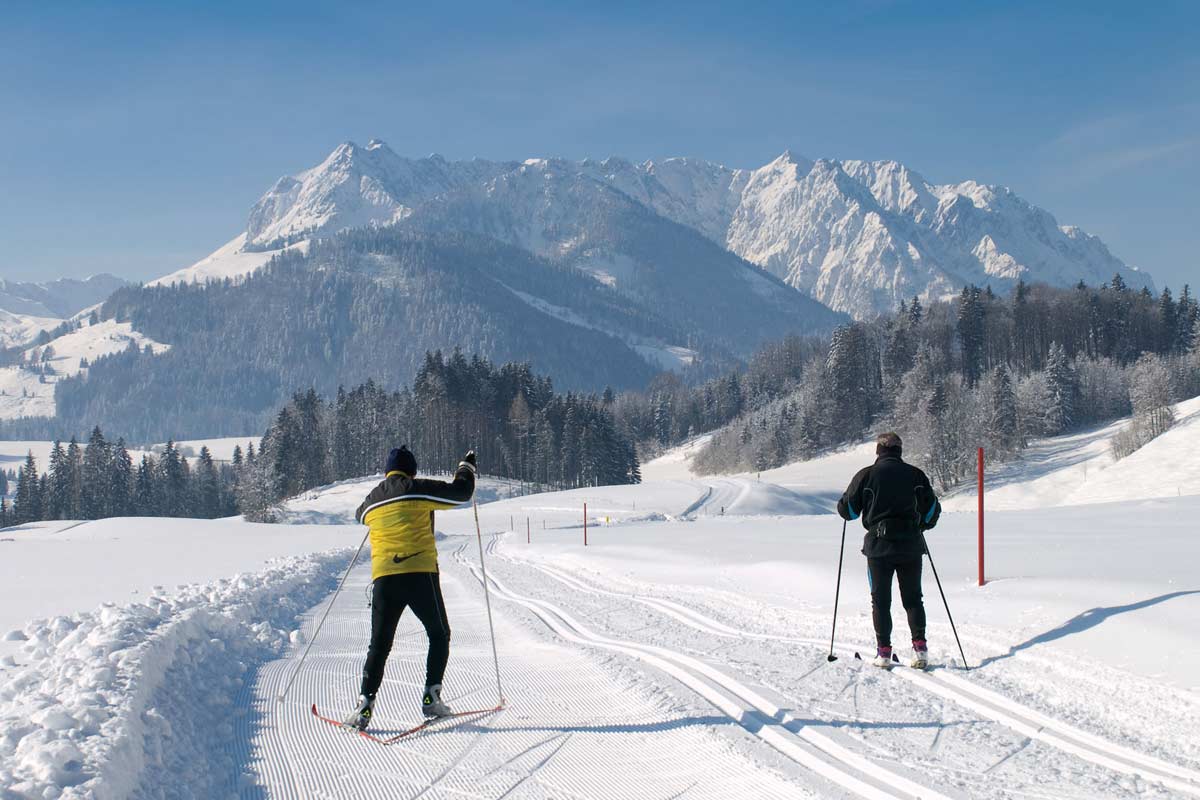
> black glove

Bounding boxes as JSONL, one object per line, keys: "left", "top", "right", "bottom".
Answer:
{"left": 463, "top": 450, "right": 477, "bottom": 467}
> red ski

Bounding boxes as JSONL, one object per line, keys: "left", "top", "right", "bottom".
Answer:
{"left": 311, "top": 703, "right": 503, "bottom": 744}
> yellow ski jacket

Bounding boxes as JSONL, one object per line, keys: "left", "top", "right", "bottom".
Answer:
{"left": 354, "top": 461, "right": 476, "bottom": 580}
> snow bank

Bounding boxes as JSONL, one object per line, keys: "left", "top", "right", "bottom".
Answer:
{"left": 0, "top": 547, "right": 351, "bottom": 798}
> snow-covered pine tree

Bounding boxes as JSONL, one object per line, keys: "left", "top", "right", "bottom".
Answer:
{"left": 1044, "top": 342, "right": 1077, "bottom": 434}
{"left": 110, "top": 439, "right": 134, "bottom": 517}
{"left": 984, "top": 364, "right": 1019, "bottom": 454}
{"left": 195, "top": 447, "right": 222, "bottom": 518}
{"left": 13, "top": 453, "right": 40, "bottom": 524}
{"left": 81, "top": 427, "right": 112, "bottom": 520}
{"left": 47, "top": 441, "right": 68, "bottom": 520}
{"left": 65, "top": 438, "right": 83, "bottom": 520}
{"left": 134, "top": 455, "right": 157, "bottom": 516}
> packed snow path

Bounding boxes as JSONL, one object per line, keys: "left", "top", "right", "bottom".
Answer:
{"left": 249, "top": 539, "right": 807, "bottom": 799}
{"left": 241, "top": 529, "right": 1200, "bottom": 799}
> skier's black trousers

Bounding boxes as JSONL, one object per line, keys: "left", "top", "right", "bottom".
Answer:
{"left": 360, "top": 572, "right": 451, "bottom": 699}
{"left": 867, "top": 555, "right": 926, "bottom": 648}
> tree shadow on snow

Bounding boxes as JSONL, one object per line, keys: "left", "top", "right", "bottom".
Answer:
{"left": 978, "top": 590, "right": 1200, "bottom": 669}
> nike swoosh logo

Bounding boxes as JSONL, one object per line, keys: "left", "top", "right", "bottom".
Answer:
{"left": 392, "top": 552, "right": 423, "bottom": 564}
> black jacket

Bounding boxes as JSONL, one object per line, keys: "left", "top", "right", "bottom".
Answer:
{"left": 837, "top": 448, "right": 940, "bottom": 559}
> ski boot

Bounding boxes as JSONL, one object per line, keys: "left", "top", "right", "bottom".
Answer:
{"left": 871, "top": 646, "right": 895, "bottom": 669}
{"left": 422, "top": 684, "right": 453, "bottom": 718}
{"left": 344, "top": 694, "right": 374, "bottom": 731}
{"left": 911, "top": 639, "right": 929, "bottom": 670}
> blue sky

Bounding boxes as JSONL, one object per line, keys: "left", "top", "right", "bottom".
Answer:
{"left": 1, "top": 0, "right": 1196, "bottom": 289}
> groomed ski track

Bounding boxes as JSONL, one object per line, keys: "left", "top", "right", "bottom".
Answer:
{"left": 246, "top": 538, "right": 811, "bottom": 799}
{"left": 485, "top": 541, "right": 1200, "bottom": 798}
{"left": 240, "top": 517, "right": 1199, "bottom": 799}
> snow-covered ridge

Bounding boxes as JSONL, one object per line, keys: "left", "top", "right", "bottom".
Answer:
{"left": 233, "top": 141, "right": 1149, "bottom": 319}
{"left": 147, "top": 233, "right": 310, "bottom": 288}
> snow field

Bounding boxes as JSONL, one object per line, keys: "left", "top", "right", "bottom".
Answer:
{"left": 2, "top": 419, "right": 1199, "bottom": 798}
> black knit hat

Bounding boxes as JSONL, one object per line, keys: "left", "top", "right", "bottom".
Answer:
{"left": 386, "top": 446, "right": 417, "bottom": 476}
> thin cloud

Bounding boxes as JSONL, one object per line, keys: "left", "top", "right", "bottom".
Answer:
{"left": 1074, "top": 137, "right": 1200, "bottom": 181}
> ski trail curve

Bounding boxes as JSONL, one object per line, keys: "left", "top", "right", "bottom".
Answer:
{"left": 503, "top": 549, "right": 1200, "bottom": 798}
{"left": 457, "top": 544, "right": 956, "bottom": 800}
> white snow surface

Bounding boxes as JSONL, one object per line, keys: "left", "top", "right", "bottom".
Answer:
{"left": 0, "top": 311, "right": 62, "bottom": 350}
{"left": 147, "top": 233, "right": 309, "bottom": 288}
{"left": 0, "top": 319, "right": 170, "bottom": 420}
{"left": 2, "top": 432, "right": 1198, "bottom": 797}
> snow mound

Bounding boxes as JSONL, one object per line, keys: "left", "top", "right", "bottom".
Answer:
{"left": 0, "top": 548, "right": 351, "bottom": 798}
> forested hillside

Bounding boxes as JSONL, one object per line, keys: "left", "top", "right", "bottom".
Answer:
{"left": 20, "top": 227, "right": 842, "bottom": 443}
{"left": 622, "top": 278, "right": 1200, "bottom": 487}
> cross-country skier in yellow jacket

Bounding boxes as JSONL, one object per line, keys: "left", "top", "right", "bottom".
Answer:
{"left": 345, "top": 446, "right": 476, "bottom": 731}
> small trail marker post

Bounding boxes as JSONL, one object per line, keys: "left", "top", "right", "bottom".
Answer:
{"left": 526, "top": 516, "right": 530, "bottom": 544}
{"left": 583, "top": 502, "right": 588, "bottom": 547}
{"left": 977, "top": 447, "right": 985, "bottom": 587}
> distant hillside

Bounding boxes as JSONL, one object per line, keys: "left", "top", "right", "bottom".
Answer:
{"left": 54, "top": 230, "right": 830, "bottom": 440}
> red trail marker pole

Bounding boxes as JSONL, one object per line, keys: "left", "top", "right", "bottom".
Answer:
{"left": 977, "top": 447, "right": 985, "bottom": 587}
{"left": 583, "top": 502, "right": 588, "bottom": 547}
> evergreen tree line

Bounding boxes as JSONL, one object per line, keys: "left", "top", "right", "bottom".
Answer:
{"left": 237, "top": 350, "right": 641, "bottom": 522}
{"left": 677, "top": 278, "right": 1200, "bottom": 488}
{"left": 3, "top": 431, "right": 237, "bottom": 526}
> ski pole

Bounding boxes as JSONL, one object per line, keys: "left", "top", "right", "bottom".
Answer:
{"left": 474, "top": 500, "right": 506, "bottom": 706}
{"left": 277, "top": 528, "right": 370, "bottom": 703}
{"left": 920, "top": 531, "right": 970, "bottom": 671}
{"left": 827, "top": 518, "right": 847, "bottom": 662}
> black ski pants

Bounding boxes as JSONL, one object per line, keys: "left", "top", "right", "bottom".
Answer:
{"left": 867, "top": 555, "right": 926, "bottom": 648}
{"left": 360, "top": 571, "right": 451, "bottom": 699}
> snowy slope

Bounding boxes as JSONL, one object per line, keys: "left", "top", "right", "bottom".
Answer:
{"left": 941, "top": 395, "right": 1200, "bottom": 511}
{"left": 646, "top": 395, "right": 1200, "bottom": 513}
{"left": 147, "top": 233, "right": 310, "bottom": 287}
{"left": 0, "top": 319, "right": 170, "bottom": 420}
{"left": 0, "top": 310, "right": 61, "bottom": 350}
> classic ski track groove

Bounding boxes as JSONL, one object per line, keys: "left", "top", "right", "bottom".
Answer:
{"left": 497, "top": 543, "right": 1200, "bottom": 798}
{"left": 455, "top": 543, "right": 954, "bottom": 800}
{"left": 247, "top": 538, "right": 813, "bottom": 799}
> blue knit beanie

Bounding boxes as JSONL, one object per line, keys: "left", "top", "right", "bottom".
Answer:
{"left": 386, "top": 446, "right": 417, "bottom": 476}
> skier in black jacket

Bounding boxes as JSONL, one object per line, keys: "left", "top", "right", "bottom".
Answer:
{"left": 837, "top": 432, "right": 941, "bottom": 669}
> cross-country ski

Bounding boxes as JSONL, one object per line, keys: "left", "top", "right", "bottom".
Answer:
{"left": 310, "top": 703, "right": 504, "bottom": 745}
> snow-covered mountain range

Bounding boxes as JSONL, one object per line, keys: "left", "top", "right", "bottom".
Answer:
{"left": 0, "top": 274, "right": 130, "bottom": 348}
{"left": 195, "top": 141, "right": 1147, "bottom": 319}
{"left": 0, "top": 140, "right": 1152, "bottom": 433}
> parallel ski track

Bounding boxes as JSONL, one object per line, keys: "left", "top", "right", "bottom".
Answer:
{"left": 455, "top": 541, "right": 955, "bottom": 800}
{"left": 496, "top": 544, "right": 1200, "bottom": 798}
{"left": 249, "top": 542, "right": 810, "bottom": 800}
